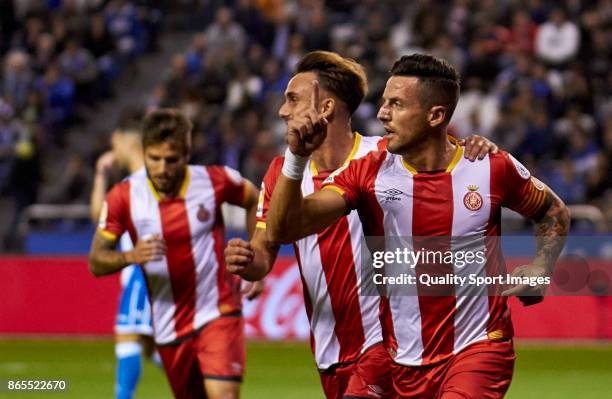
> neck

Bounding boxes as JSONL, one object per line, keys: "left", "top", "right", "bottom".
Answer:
{"left": 401, "top": 129, "right": 456, "bottom": 172}
{"left": 311, "top": 118, "right": 355, "bottom": 172}
{"left": 158, "top": 168, "right": 186, "bottom": 200}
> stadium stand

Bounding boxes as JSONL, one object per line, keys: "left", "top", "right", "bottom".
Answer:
{"left": 0, "top": 0, "right": 610, "bottom": 252}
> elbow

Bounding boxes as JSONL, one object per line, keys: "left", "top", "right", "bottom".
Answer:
{"left": 88, "top": 254, "right": 105, "bottom": 277}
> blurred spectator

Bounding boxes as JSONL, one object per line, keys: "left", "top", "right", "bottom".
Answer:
{"left": 297, "top": 1, "right": 331, "bottom": 51}
{"left": 520, "top": 109, "right": 554, "bottom": 160}
{"left": 58, "top": 39, "right": 98, "bottom": 105}
{"left": 2, "top": 50, "right": 33, "bottom": 112}
{"left": 51, "top": 14, "right": 69, "bottom": 53}
{"left": 535, "top": 7, "right": 580, "bottom": 67}
{"left": 34, "top": 62, "right": 75, "bottom": 143}
{"left": 163, "top": 53, "right": 190, "bottom": 105}
{"left": 32, "top": 33, "right": 57, "bottom": 75}
{"left": 505, "top": 9, "right": 538, "bottom": 56}
{"left": 105, "top": 0, "right": 146, "bottom": 58}
{"left": 185, "top": 33, "right": 206, "bottom": 76}
{"left": 451, "top": 77, "right": 499, "bottom": 138}
{"left": 545, "top": 157, "right": 586, "bottom": 204}
{"left": 234, "top": 0, "right": 274, "bottom": 48}
{"left": 243, "top": 129, "right": 277, "bottom": 185}
{"left": 225, "top": 66, "right": 263, "bottom": 112}
{"left": 204, "top": 7, "right": 246, "bottom": 60}
{"left": 83, "top": 12, "right": 118, "bottom": 97}
{"left": 568, "top": 129, "right": 599, "bottom": 176}
{"left": 0, "top": 99, "right": 19, "bottom": 190}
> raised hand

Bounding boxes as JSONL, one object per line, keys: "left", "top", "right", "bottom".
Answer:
{"left": 286, "top": 81, "right": 332, "bottom": 157}
{"left": 95, "top": 151, "right": 116, "bottom": 176}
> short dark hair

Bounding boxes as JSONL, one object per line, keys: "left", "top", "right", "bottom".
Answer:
{"left": 116, "top": 107, "right": 144, "bottom": 134}
{"left": 390, "top": 54, "right": 460, "bottom": 123}
{"left": 142, "top": 108, "right": 192, "bottom": 153}
{"left": 296, "top": 51, "right": 367, "bottom": 115}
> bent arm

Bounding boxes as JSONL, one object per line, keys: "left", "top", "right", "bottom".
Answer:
{"left": 267, "top": 174, "right": 347, "bottom": 244}
{"left": 88, "top": 231, "right": 132, "bottom": 276}
{"left": 246, "top": 228, "right": 279, "bottom": 281}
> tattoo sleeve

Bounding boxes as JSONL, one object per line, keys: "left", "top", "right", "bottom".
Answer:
{"left": 88, "top": 232, "right": 129, "bottom": 276}
{"left": 532, "top": 189, "right": 571, "bottom": 272}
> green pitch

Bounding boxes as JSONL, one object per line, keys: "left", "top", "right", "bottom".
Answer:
{"left": 0, "top": 339, "right": 610, "bottom": 398}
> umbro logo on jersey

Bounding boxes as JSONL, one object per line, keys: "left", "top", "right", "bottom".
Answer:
{"left": 197, "top": 204, "right": 210, "bottom": 222}
{"left": 383, "top": 188, "right": 404, "bottom": 202}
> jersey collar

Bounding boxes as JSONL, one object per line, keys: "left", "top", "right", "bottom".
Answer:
{"left": 147, "top": 167, "right": 190, "bottom": 201}
{"left": 310, "top": 132, "right": 362, "bottom": 177}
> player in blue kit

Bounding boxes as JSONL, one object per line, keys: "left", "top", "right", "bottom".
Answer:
{"left": 90, "top": 108, "right": 161, "bottom": 399}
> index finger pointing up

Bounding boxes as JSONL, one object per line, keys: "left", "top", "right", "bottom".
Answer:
{"left": 311, "top": 80, "right": 320, "bottom": 111}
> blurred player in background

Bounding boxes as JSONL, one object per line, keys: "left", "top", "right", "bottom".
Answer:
{"left": 89, "top": 107, "right": 161, "bottom": 399}
{"left": 264, "top": 53, "right": 570, "bottom": 398}
{"left": 89, "top": 108, "right": 261, "bottom": 399}
{"left": 225, "top": 51, "right": 498, "bottom": 399}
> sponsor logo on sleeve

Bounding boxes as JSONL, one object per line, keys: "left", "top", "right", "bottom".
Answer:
{"left": 509, "top": 154, "right": 531, "bottom": 179}
{"left": 98, "top": 201, "right": 108, "bottom": 228}
{"left": 256, "top": 182, "right": 265, "bottom": 218}
{"left": 224, "top": 166, "right": 243, "bottom": 185}
{"left": 323, "top": 163, "right": 349, "bottom": 185}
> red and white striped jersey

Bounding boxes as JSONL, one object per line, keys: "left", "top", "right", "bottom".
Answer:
{"left": 257, "top": 133, "right": 388, "bottom": 369}
{"left": 323, "top": 146, "right": 548, "bottom": 366}
{"left": 99, "top": 165, "right": 248, "bottom": 344}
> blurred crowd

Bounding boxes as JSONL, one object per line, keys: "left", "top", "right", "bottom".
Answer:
{"left": 0, "top": 0, "right": 161, "bottom": 245}
{"left": 1, "top": 0, "right": 611, "bottom": 240}
{"left": 150, "top": 0, "right": 612, "bottom": 225}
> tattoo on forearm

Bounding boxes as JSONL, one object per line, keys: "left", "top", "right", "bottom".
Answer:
{"left": 534, "top": 191, "right": 570, "bottom": 271}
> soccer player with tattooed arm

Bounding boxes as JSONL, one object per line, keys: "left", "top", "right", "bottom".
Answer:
{"left": 264, "top": 54, "right": 570, "bottom": 398}
{"left": 224, "top": 50, "right": 501, "bottom": 399}
{"left": 89, "top": 108, "right": 262, "bottom": 399}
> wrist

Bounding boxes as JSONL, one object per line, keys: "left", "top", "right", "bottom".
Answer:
{"left": 123, "top": 250, "right": 133, "bottom": 265}
{"left": 282, "top": 148, "right": 309, "bottom": 180}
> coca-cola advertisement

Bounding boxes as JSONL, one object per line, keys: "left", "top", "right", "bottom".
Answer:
{"left": 243, "top": 258, "right": 309, "bottom": 340}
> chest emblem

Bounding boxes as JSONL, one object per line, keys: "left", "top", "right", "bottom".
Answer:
{"left": 463, "top": 185, "right": 483, "bottom": 211}
{"left": 197, "top": 204, "right": 210, "bottom": 222}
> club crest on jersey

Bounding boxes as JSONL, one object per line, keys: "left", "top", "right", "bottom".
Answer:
{"left": 197, "top": 204, "right": 210, "bottom": 222}
{"left": 463, "top": 185, "right": 483, "bottom": 211}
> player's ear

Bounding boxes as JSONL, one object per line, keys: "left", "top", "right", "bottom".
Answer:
{"left": 321, "top": 98, "right": 335, "bottom": 119}
{"left": 428, "top": 105, "right": 447, "bottom": 128}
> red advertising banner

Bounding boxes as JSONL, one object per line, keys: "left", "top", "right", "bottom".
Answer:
{"left": 0, "top": 256, "right": 610, "bottom": 339}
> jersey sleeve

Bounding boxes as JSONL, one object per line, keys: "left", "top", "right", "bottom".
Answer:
{"left": 500, "top": 152, "right": 548, "bottom": 219}
{"left": 207, "top": 165, "right": 249, "bottom": 207}
{"left": 98, "top": 181, "right": 130, "bottom": 241}
{"left": 321, "top": 154, "right": 373, "bottom": 211}
{"left": 255, "top": 156, "right": 284, "bottom": 230}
